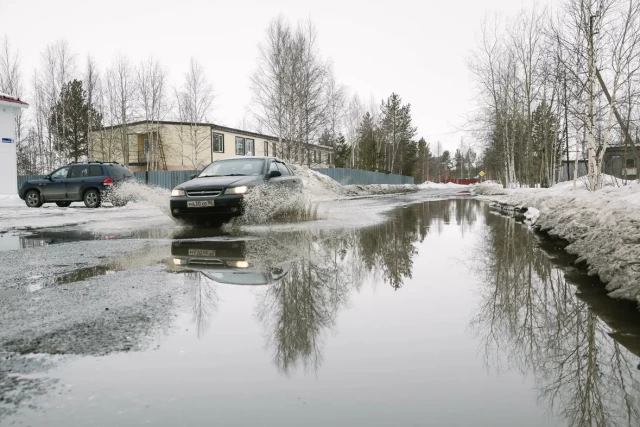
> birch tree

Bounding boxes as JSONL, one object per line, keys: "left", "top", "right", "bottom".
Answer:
{"left": 136, "top": 56, "right": 169, "bottom": 170}
{"left": 175, "top": 57, "right": 214, "bottom": 170}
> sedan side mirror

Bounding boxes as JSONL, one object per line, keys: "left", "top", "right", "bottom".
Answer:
{"left": 190, "top": 174, "right": 198, "bottom": 180}
{"left": 268, "top": 170, "right": 282, "bottom": 179}
{"left": 46, "top": 175, "right": 53, "bottom": 181}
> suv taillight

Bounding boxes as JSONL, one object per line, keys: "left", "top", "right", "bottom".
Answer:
{"left": 103, "top": 177, "right": 114, "bottom": 185}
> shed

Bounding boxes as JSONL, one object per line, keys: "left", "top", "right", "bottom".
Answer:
{"left": 0, "top": 93, "right": 29, "bottom": 195}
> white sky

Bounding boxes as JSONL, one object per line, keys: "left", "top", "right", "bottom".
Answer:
{"left": 1, "top": 0, "right": 548, "bottom": 152}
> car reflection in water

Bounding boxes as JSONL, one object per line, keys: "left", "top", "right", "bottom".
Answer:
{"left": 170, "top": 239, "right": 291, "bottom": 286}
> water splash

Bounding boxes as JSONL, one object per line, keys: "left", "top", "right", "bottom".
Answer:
{"left": 231, "top": 185, "right": 320, "bottom": 226}
{"left": 111, "top": 181, "right": 172, "bottom": 216}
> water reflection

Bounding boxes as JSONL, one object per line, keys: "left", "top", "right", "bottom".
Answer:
{"left": 173, "top": 199, "right": 482, "bottom": 373}
{"left": 472, "top": 211, "right": 640, "bottom": 427}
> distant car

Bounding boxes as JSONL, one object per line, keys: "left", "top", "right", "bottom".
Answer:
{"left": 169, "top": 157, "right": 302, "bottom": 224}
{"left": 19, "top": 162, "right": 135, "bottom": 208}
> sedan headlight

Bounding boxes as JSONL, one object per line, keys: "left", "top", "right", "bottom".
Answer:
{"left": 225, "top": 186, "right": 248, "bottom": 195}
{"left": 171, "top": 188, "right": 185, "bottom": 197}
{"left": 227, "top": 260, "right": 249, "bottom": 268}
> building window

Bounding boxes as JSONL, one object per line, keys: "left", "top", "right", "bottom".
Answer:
{"left": 212, "top": 133, "right": 224, "bottom": 153}
{"left": 264, "top": 141, "right": 269, "bottom": 156}
{"left": 245, "top": 139, "right": 255, "bottom": 155}
{"left": 235, "top": 137, "right": 245, "bottom": 155}
{"left": 313, "top": 150, "right": 317, "bottom": 163}
{"left": 626, "top": 158, "right": 636, "bottom": 168}
{"left": 273, "top": 143, "right": 278, "bottom": 158}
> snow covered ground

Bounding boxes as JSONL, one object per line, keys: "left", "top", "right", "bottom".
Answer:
{"left": 0, "top": 167, "right": 445, "bottom": 235}
{"left": 474, "top": 177, "right": 640, "bottom": 304}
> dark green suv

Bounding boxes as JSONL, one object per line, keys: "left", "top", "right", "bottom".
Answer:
{"left": 19, "top": 162, "right": 135, "bottom": 208}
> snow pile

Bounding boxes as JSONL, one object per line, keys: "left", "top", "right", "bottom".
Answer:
{"left": 418, "top": 181, "right": 467, "bottom": 190}
{"left": 289, "top": 165, "right": 419, "bottom": 199}
{"left": 0, "top": 195, "right": 24, "bottom": 207}
{"left": 477, "top": 177, "right": 640, "bottom": 304}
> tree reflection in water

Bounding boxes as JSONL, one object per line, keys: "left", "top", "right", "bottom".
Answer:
{"left": 472, "top": 211, "right": 640, "bottom": 427}
{"left": 177, "top": 199, "right": 481, "bottom": 374}
{"left": 184, "top": 272, "right": 219, "bottom": 339}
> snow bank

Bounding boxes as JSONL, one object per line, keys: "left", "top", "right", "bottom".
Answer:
{"left": 289, "top": 165, "right": 419, "bottom": 198}
{"left": 418, "top": 181, "right": 467, "bottom": 190}
{"left": 476, "top": 177, "right": 640, "bottom": 304}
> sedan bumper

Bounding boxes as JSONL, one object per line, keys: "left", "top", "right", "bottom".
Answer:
{"left": 170, "top": 194, "right": 244, "bottom": 218}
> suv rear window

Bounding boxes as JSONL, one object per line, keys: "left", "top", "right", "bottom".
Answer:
{"left": 90, "top": 165, "right": 104, "bottom": 176}
{"left": 107, "top": 165, "right": 133, "bottom": 179}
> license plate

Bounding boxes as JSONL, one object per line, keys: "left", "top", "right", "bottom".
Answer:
{"left": 188, "top": 249, "right": 216, "bottom": 257}
{"left": 187, "top": 200, "right": 215, "bottom": 208}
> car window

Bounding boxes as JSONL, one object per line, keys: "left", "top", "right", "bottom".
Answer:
{"left": 89, "top": 165, "right": 104, "bottom": 177}
{"left": 200, "top": 159, "right": 266, "bottom": 177}
{"left": 276, "top": 162, "right": 291, "bottom": 176}
{"left": 70, "top": 165, "right": 90, "bottom": 178}
{"left": 269, "top": 161, "right": 279, "bottom": 173}
{"left": 107, "top": 165, "right": 123, "bottom": 179}
{"left": 51, "top": 167, "right": 71, "bottom": 180}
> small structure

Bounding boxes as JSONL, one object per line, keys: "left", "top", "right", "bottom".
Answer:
{"left": 555, "top": 160, "right": 588, "bottom": 183}
{"left": 0, "top": 93, "right": 28, "bottom": 195}
{"left": 604, "top": 145, "right": 639, "bottom": 180}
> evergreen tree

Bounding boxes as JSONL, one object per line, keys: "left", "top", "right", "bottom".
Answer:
{"left": 357, "top": 112, "right": 379, "bottom": 171}
{"left": 379, "top": 93, "right": 417, "bottom": 175}
{"left": 415, "top": 137, "right": 431, "bottom": 183}
{"left": 49, "top": 79, "right": 101, "bottom": 163}
{"left": 441, "top": 150, "right": 452, "bottom": 181}
{"left": 333, "top": 134, "right": 351, "bottom": 168}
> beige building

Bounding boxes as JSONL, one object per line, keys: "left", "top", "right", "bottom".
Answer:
{"left": 90, "top": 120, "right": 334, "bottom": 171}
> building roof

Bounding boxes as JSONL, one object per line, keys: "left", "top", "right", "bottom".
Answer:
{"left": 0, "top": 93, "right": 28, "bottom": 107}
{"left": 97, "top": 120, "right": 334, "bottom": 151}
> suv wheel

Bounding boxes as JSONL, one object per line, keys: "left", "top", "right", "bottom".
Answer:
{"left": 56, "top": 202, "right": 72, "bottom": 208}
{"left": 25, "top": 190, "right": 43, "bottom": 208}
{"left": 83, "top": 189, "right": 101, "bottom": 208}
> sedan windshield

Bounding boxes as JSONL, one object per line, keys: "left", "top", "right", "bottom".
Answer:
{"left": 199, "top": 159, "right": 266, "bottom": 178}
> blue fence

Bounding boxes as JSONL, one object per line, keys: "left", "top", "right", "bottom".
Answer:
{"left": 17, "top": 175, "right": 46, "bottom": 189}
{"left": 314, "top": 168, "right": 414, "bottom": 185}
{"left": 133, "top": 170, "right": 199, "bottom": 189}
{"left": 17, "top": 168, "right": 413, "bottom": 192}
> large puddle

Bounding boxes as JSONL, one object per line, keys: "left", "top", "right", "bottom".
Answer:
{"left": 2, "top": 199, "right": 640, "bottom": 426}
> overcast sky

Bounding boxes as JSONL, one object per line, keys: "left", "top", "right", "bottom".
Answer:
{"left": 2, "top": 0, "right": 548, "bottom": 152}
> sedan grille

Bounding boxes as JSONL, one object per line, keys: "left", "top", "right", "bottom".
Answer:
{"left": 187, "top": 189, "right": 222, "bottom": 197}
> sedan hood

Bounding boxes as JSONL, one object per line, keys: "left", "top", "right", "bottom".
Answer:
{"left": 178, "top": 175, "right": 262, "bottom": 190}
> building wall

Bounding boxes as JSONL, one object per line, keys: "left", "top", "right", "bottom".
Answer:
{"left": 0, "top": 104, "right": 20, "bottom": 195}
{"left": 90, "top": 122, "right": 334, "bottom": 171}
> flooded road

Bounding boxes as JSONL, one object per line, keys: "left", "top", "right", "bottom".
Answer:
{"left": 2, "top": 198, "right": 640, "bottom": 426}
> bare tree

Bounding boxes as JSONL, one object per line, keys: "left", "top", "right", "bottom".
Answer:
{"left": 175, "top": 57, "right": 214, "bottom": 170}
{"left": 135, "top": 56, "right": 169, "bottom": 170}
{"left": 83, "top": 55, "right": 99, "bottom": 160}
{"left": 251, "top": 17, "right": 332, "bottom": 163}
{"left": 107, "top": 53, "right": 135, "bottom": 166}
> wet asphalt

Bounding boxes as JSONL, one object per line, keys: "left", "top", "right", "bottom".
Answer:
{"left": 2, "top": 195, "right": 640, "bottom": 427}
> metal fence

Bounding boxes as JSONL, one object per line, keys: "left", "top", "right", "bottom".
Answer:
{"left": 132, "top": 170, "right": 199, "bottom": 190}
{"left": 16, "top": 171, "right": 198, "bottom": 191}
{"left": 17, "top": 167, "right": 413, "bottom": 192}
{"left": 17, "top": 175, "right": 46, "bottom": 189}
{"left": 314, "top": 168, "right": 414, "bottom": 185}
